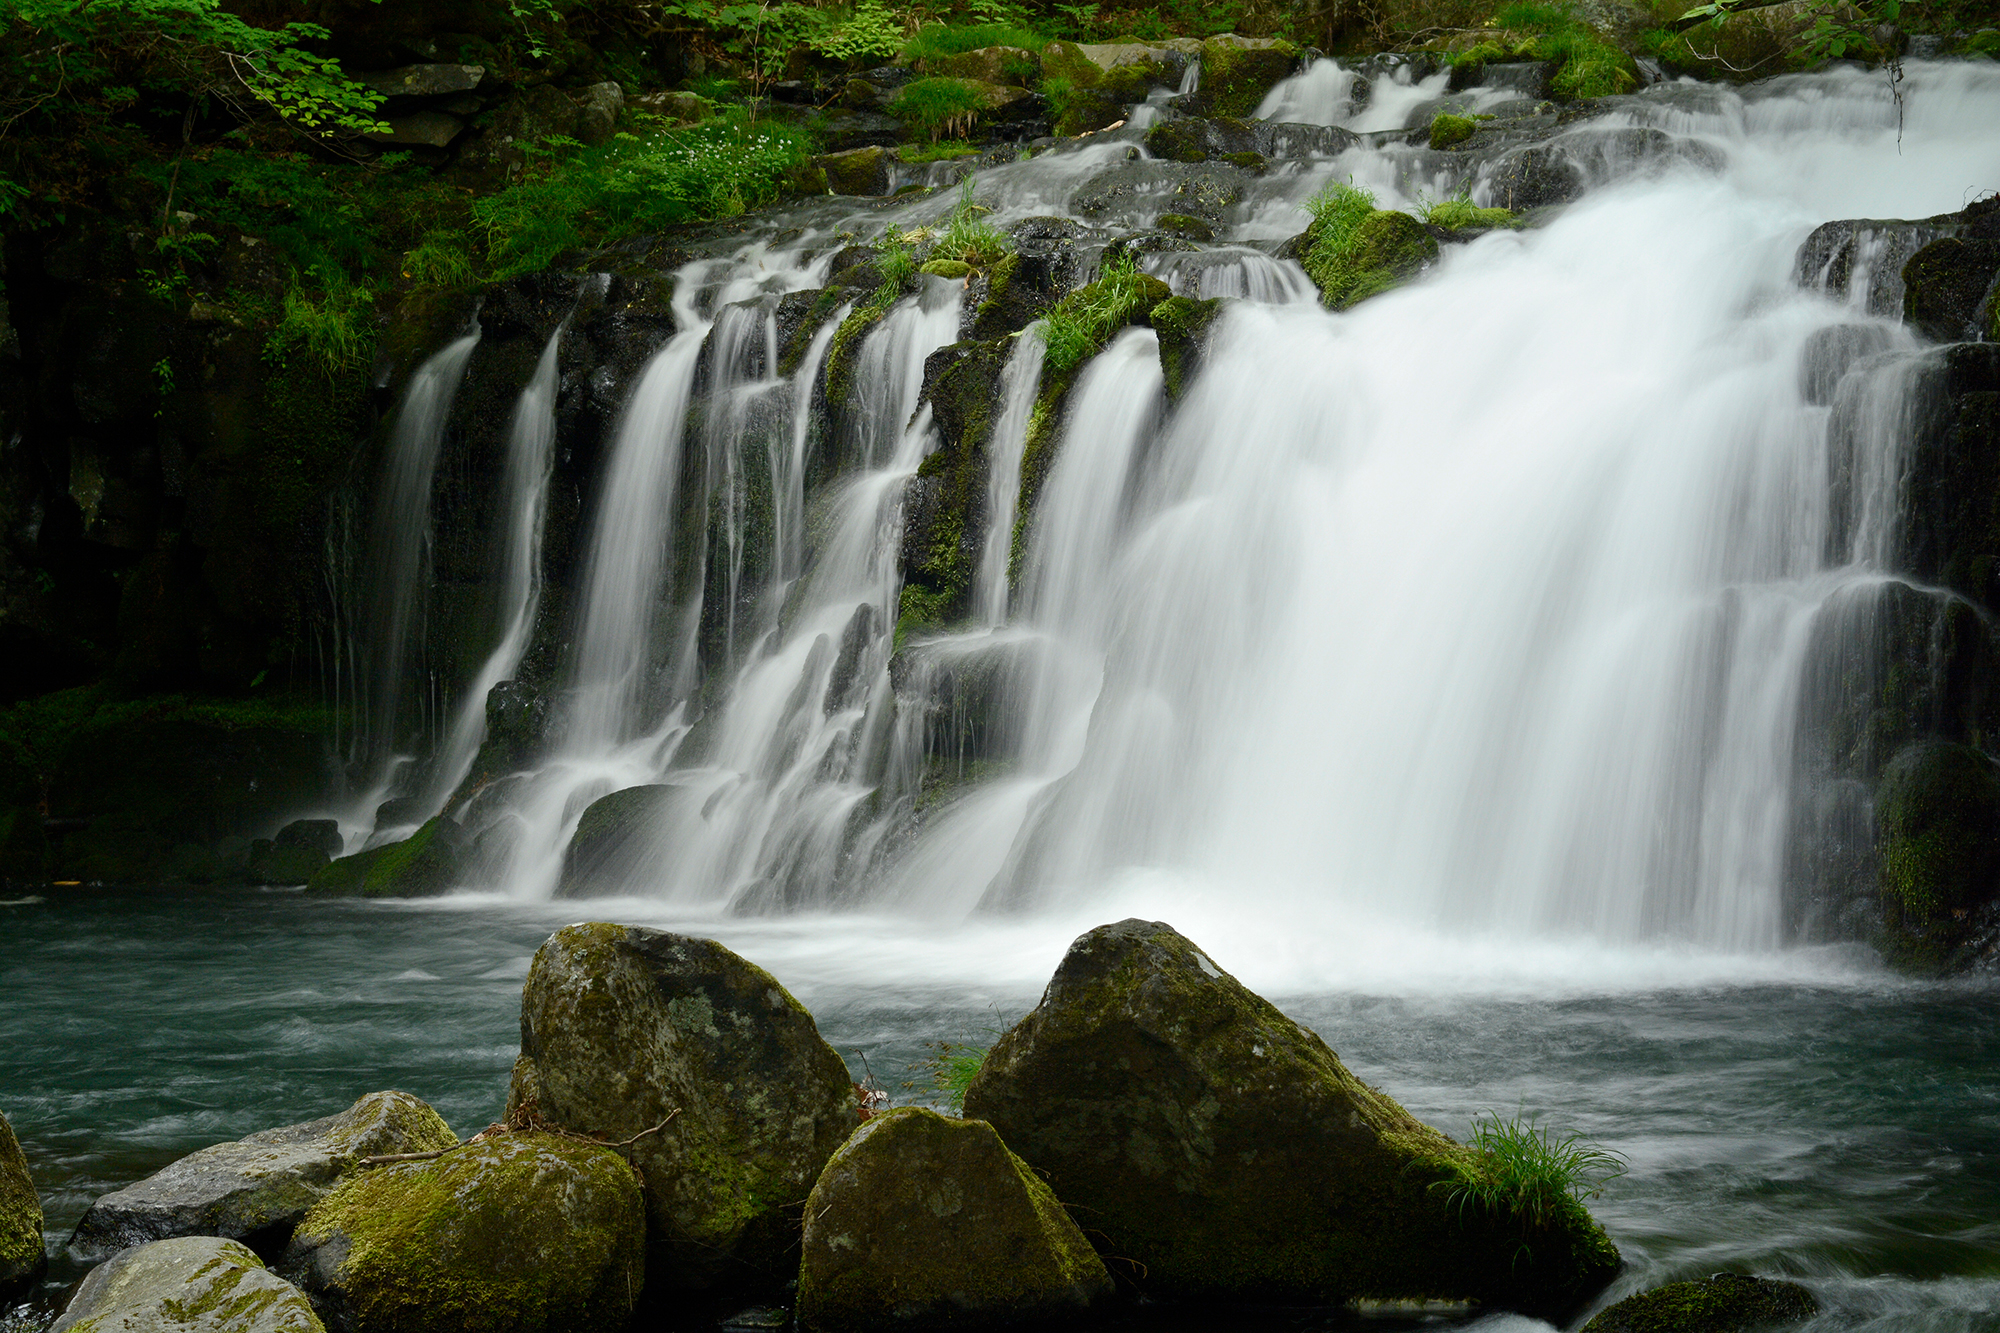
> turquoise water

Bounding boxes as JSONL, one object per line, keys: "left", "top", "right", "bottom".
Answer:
{"left": 2, "top": 887, "right": 1996, "bottom": 1330}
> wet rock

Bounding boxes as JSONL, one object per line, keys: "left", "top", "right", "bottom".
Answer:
{"left": 506, "top": 924, "right": 856, "bottom": 1290}
{"left": 306, "top": 816, "right": 465, "bottom": 898}
{"left": 50, "top": 1236, "right": 325, "bottom": 1333}
{"left": 1150, "top": 295, "right": 1225, "bottom": 400}
{"left": 1293, "top": 208, "right": 1439, "bottom": 310}
{"left": 1887, "top": 344, "right": 2000, "bottom": 604}
{"left": 574, "top": 81, "right": 624, "bottom": 146}
{"left": 1875, "top": 739, "right": 2000, "bottom": 974}
{"left": 1902, "top": 234, "right": 2000, "bottom": 344}
{"left": 555, "top": 784, "right": 681, "bottom": 898}
{"left": 961, "top": 919, "right": 1620, "bottom": 1311}
{"left": 816, "top": 145, "right": 895, "bottom": 196}
{"left": 1581, "top": 1272, "right": 1818, "bottom": 1332}
{"left": 1184, "top": 35, "right": 1299, "bottom": 119}
{"left": 276, "top": 819, "right": 344, "bottom": 863}
{"left": 282, "top": 1133, "right": 643, "bottom": 1333}
{"left": 69, "top": 1091, "right": 457, "bottom": 1261}
{"left": 796, "top": 1108, "right": 1113, "bottom": 1332}
{"left": 1796, "top": 213, "right": 1968, "bottom": 319}
{"left": 1796, "top": 324, "right": 1894, "bottom": 406}
{"left": 1144, "top": 115, "right": 1356, "bottom": 164}
{"left": 0, "top": 1108, "right": 43, "bottom": 1302}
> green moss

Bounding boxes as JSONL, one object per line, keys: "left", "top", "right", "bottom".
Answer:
{"left": 823, "top": 298, "right": 899, "bottom": 414}
{"left": 900, "top": 22, "right": 1051, "bottom": 62}
{"left": 308, "top": 817, "right": 459, "bottom": 898}
{"left": 887, "top": 77, "right": 989, "bottom": 141}
{"left": 1297, "top": 183, "right": 1440, "bottom": 311}
{"left": 1421, "top": 197, "right": 1521, "bottom": 230}
{"left": 1150, "top": 294, "right": 1224, "bottom": 400}
{"left": 0, "top": 1110, "right": 41, "bottom": 1288}
{"left": 899, "top": 139, "right": 980, "bottom": 163}
{"left": 1582, "top": 1273, "right": 1818, "bottom": 1333}
{"left": 1038, "top": 254, "right": 1174, "bottom": 376}
{"left": 1197, "top": 36, "right": 1298, "bottom": 118}
{"left": 294, "top": 1134, "right": 644, "bottom": 1333}
{"left": 1156, "top": 212, "right": 1215, "bottom": 240}
{"left": 1429, "top": 113, "right": 1477, "bottom": 149}
{"left": 1144, "top": 120, "right": 1209, "bottom": 162}
{"left": 1477, "top": 2, "right": 1638, "bottom": 99}
{"left": 920, "top": 258, "right": 973, "bottom": 279}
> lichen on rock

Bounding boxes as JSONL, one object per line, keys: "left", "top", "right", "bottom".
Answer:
{"left": 69, "top": 1091, "right": 457, "bottom": 1261}
{"left": 51, "top": 1236, "right": 324, "bottom": 1333}
{"left": 0, "top": 1107, "right": 44, "bottom": 1302}
{"left": 281, "top": 1133, "right": 643, "bottom": 1333}
{"left": 960, "top": 919, "right": 1620, "bottom": 1314}
{"left": 506, "top": 923, "right": 856, "bottom": 1291}
{"left": 796, "top": 1107, "right": 1112, "bottom": 1331}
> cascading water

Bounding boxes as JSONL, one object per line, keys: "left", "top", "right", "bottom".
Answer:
{"left": 361, "top": 57, "right": 2000, "bottom": 972}
{"left": 334, "top": 327, "right": 479, "bottom": 829}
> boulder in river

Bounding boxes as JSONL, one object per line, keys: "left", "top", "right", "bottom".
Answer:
{"left": 1581, "top": 1272, "right": 1818, "bottom": 1332}
{"left": 50, "top": 1235, "right": 325, "bottom": 1333}
{"left": 0, "top": 1108, "right": 44, "bottom": 1302}
{"left": 282, "top": 1133, "right": 642, "bottom": 1333}
{"left": 1874, "top": 739, "right": 2000, "bottom": 974}
{"left": 69, "top": 1090, "right": 457, "bottom": 1260}
{"left": 960, "top": 919, "right": 1621, "bottom": 1313}
{"left": 506, "top": 924, "right": 857, "bottom": 1291}
{"left": 797, "top": 1107, "right": 1112, "bottom": 1331}
{"left": 306, "top": 817, "right": 466, "bottom": 898}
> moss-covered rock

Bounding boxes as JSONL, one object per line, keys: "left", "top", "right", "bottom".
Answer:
{"left": 306, "top": 817, "right": 464, "bottom": 898}
{"left": 555, "top": 784, "right": 680, "bottom": 899}
{"left": 1875, "top": 740, "right": 2000, "bottom": 974}
{"left": 1154, "top": 213, "right": 1214, "bottom": 241}
{"left": 0, "top": 1108, "right": 43, "bottom": 1302}
{"left": 1149, "top": 295, "right": 1225, "bottom": 401}
{"left": 816, "top": 146, "right": 895, "bottom": 197}
{"left": 1582, "top": 1273, "right": 1818, "bottom": 1332}
{"left": 1296, "top": 208, "right": 1440, "bottom": 311}
{"left": 1041, "top": 39, "right": 1194, "bottom": 135}
{"left": 1902, "top": 234, "right": 2000, "bottom": 345}
{"left": 50, "top": 1236, "right": 324, "bottom": 1333}
{"left": 506, "top": 924, "right": 857, "bottom": 1291}
{"left": 960, "top": 919, "right": 1620, "bottom": 1313}
{"left": 1429, "top": 112, "right": 1477, "bottom": 149}
{"left": 797, "top": 1107, "right": 1112, "bottom": 1332}
{"left": 1192, "top": 35, "right": 1297, "bottom": 119}
{"left": 282, "top": 1134, "right": 643, "bottom": 1333}
{"left": 69, "top": 1091, "right": 457, "bottom": 1261}
{"left": 916, "top": 45, "right": 1040, "bottom": 84}
{"left": 921, "top": 259, "right": 975, "bottom": 280}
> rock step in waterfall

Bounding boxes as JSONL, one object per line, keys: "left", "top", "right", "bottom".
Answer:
{"left": 307, "top": 59, "right": 2000, "bottom": 974}
{"left": 43, "top": 919, "right": 1626, "bottom": 1332}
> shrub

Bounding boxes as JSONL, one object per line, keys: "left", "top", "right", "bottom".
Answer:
{"left": 264, "top": 281, "right": 375, "bottom": 375}
{"left": 888, "top": 76, "right": 989, "bottom": 142}
{"left": 901, "top": 21, "right": 1051, "bottom": 61}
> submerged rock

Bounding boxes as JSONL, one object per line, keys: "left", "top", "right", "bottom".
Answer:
{"left": 282, "top": 1133, "right": 643, "bottom": 1333}
{"left": 797, "top": 1108, "right": 1112, "bottom": 1331}
{"left": 50, "top": 1236, "right": 325, "bottom": 1333}
{"left": 69, "top": 1091, "right": 457, "bottom": 1260}
{"left": 960, "top": 919, "right": 1620, "bottom": 1312}
{"left": 506, "top": 924, "right": 857, "bottom": 1290}
{"left": 0, "top": 1108, "right": 44, "bottom": 1301}
{"left": 1582, "top": 1272, "right": 1818, "bottom": 1332}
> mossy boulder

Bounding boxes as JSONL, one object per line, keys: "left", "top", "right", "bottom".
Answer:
{"left": 506, "top": 924, "right": 857, "bottom": 1291}
{"left": 1429, "top": 112, "right": 1477, "bottom": 149}
{"left": 281, "top": 1134, "right": 643, "bottom": 1333}
{"left": 69, "top": 1091, "right": 458, "bottom": 1261}
{"left": 1582, "top": 1273, "right": 1818, "bottom": 1332}
{"left": 1190, "top": 35, "right": 1297, "bottom": 119}
{"left": 1296, "top": 209, "right": 1440, "bottom": 311}
{"left": 1154, "top": 213, "right": 1214, "bottom": 241}
{"left": 916, "top": 46, "right": 1039, "bottom": 84}
{"left": 1150, "top": 295, "right": 1225, "bottom": 401}
{"left": 555, "top": 784, "right": 681, "bottom": 899}
{"left": 1875, "top": 740, "right": 2000, "bottom": 974}
{"left": 1041, "top": 39, "right": 1195, "bottom": 135}
{"left": 306, "top": 817, "right": 465, "bottom": 898}
{"left": 50, "top": 1236, "right": 324, "bottom": 1333}
{"left": 960, "top": 920, "right": 1620, "bottom": 1313}
{"left": 815, "top": 146, "right": 895, "bottom": 197}
{"left": 921, "top": 259, "right": 975, "bottom": 280}
{"left": 0, "top": 1108, "right": 43, "bottom": 1302}
{"left": 797, "top": 1107, "right": 1112, "bottom": 1332}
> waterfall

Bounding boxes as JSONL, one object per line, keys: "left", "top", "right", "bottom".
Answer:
{"left": 334, "top": 328, "right": 479, "bottom": 839}
{"left": 417, "top": 312, "right": 573, "bottom": 823}
{"left": 357, "top": 57, "right": 2000, "bottom": 962}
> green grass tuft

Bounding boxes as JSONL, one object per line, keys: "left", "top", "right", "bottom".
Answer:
{"left": 901, "top": 21, "right": 1051, "bottom": 62}
{"left": 1417, "top": 192, "right": 1521, "bottom": 230}
{"left": 887, "top": 76, "right": 989, "bottom": 142}
{"left": 1438, "top": 1111, "right": 1626, "bottom": 1236}
{"left": 1489, "top": 1, "right": 1637, "bottom": 98}
{"left": 1038, "top": 249, "right": 1167, "bottom": 375}
{"left": 912, "top": 1040, "right": 989, "bottom": 1115}
{"left": 930, "top": 179, "right": 1014, "bottom": 266}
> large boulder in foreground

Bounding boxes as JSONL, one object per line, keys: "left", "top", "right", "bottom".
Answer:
{"left": 506, "top": 924, "right": 857, "bottom": 1291}
{"left": 281, "top": 1133, "right": 643, "bottom": 1333}
{"left": 69, "top": 1091, "right": 458, "bottom": 1260}
{"left": 960, "top": 919, "right": 1620, "bottom": 1313}
{"left": 50, "top": 1236, "right": 325, "bottom": 1333}
{"left": 797, "top": 1108, "right": 1113, "bottom": 1331}
{"left": 1582, "top": 1273, "right": 1818, "bottom": 1332}
{"left": 0, "top": 1108, "right": 44, "bottom": 1301}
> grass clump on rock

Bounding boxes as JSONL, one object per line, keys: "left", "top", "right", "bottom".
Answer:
{"left": 1450, "top": 1, "right": 1638, "bottom": 99}
{"left": 1038, "top": 250, "right": 1173, "bottom": 375}
{"left": 1437, "top": 1111, "right": 1625, "bottom": 1258}
{"left": 887, "top": 76, "right": 988, "bottom": 142}
{"left": 1420, "top": 192, "right": 1522, "bottom": 230}
{"left": 1297, "top": 180, "right": 1441, "bottom": 310}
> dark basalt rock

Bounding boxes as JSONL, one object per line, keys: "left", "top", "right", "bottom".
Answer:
{"left": 1582, "top": 1272, "right": 1818, "bottom": 1332}
{"left": 506, "top": 924, "right": 857, "bottom": 1292}
{"left": 1797, "top": 324, "right": 1895, "bottom": 407}
{"left": 961, "top": 919, "right": 1620, "bottom": 1312}
{"left": 68, "top": 1091, "right": 457, "bottom": 1261}
{"left": 1902, "top": 233, "right": 2000, "bottom": 344}
{"left": 555, "top": 784, "right": 682, "bottom": 898}
{"left": 0, "top": 1109, "right": 43, "bottom": 1303}
{"left": 1795, "top": 194, "right": 2000, "bottom": 320}
{"left": 1874, "top": 739, "right": 2000, "bottom": 974}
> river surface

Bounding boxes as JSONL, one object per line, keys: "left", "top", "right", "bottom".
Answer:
{"left": 2, "top": 887, "right": 1995, "bottom": 1330}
